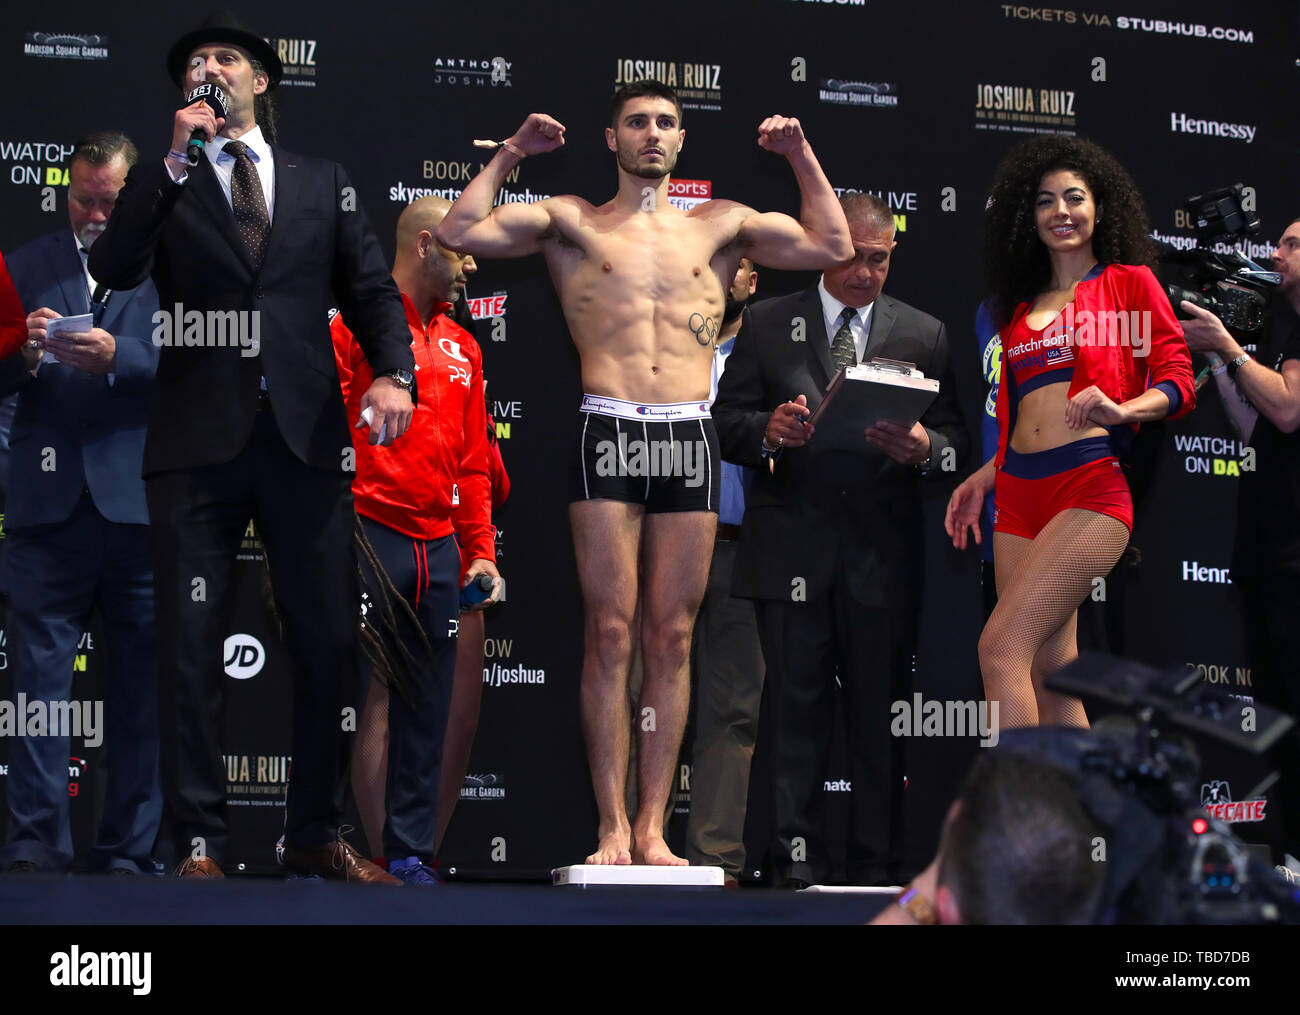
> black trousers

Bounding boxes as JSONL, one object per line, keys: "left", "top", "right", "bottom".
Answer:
{"left": 685, "top": 537, "right": 764, "bottom": 876}
{"left": 146, "top": 410, "right": 358, "bottom": 864}
{"left": 1238, "top": 574, "right": 1300, "bottom": 860}
{"left": 355, "top": 516, "right": 459, "bottom": 864}
{"left": 755, "top": 589, "right": 915, "bottom": 884}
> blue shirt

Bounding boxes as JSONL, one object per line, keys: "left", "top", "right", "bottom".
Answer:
{"left": 711, "top": 335, "right": 751, "bottom": 526}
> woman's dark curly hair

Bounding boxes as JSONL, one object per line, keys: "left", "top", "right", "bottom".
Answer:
{"left": 984, "top": 134, "right": 1156, "bottom": 328}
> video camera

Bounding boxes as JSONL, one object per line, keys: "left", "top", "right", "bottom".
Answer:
{"left": 1157, "top": 184, "right": 1280, "bottom": 339}
{"left": 1006, "top": 653, "right": 1300, "bottom": 924}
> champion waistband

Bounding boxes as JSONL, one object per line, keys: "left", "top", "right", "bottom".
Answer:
{"left": 579, "top": 393, "right": 711, "bottom": 421}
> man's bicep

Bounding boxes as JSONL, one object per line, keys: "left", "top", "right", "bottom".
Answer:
{"left": 736, "top": 211, "right": 825, "bottom": 269}
{"left": 458, "top": 200, "right": 553, "bottom": 257}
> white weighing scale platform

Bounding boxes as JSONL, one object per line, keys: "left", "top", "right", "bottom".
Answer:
{"left": 552, "top": 864, "right": 726, "bottom": 887}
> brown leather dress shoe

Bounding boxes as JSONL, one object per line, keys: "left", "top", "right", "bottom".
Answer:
{"left": 282, "top": 837, "right": 401, "bottom": 884}
{"left": 174, "top": 856, "right": 224, "bottom": 878}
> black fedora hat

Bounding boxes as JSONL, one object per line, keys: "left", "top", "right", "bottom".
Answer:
{"left": 166, "top": 9, "right": 283, "bottom": 89}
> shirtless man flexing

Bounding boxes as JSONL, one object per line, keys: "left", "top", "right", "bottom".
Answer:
{"left": 438, "top": 80, "right": 851, "bottom": 866}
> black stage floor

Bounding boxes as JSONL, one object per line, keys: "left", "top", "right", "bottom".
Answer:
{"left": 0, "top": 875, "right": 888, "bottom": 925}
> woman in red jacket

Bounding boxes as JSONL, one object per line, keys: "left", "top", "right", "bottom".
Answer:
{"left": 946, "top": 135, "right": 1195, "bottom": 729}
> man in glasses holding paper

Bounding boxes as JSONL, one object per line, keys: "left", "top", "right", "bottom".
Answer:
{"left": 0, "top": 131, "right": 162, "bottom": 876}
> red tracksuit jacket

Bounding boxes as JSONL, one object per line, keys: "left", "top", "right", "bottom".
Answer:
{"left": 332, "top": 292, "right": 494, "bottom": 573}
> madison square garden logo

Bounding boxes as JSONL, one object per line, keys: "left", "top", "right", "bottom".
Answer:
{"left": 819, "top": 79, "right": 899, "bottom": 108}
{"left": 23, "top": 32, "right": 108, "bottom": 60}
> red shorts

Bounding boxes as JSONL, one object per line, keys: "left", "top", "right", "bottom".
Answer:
{"left": 993, "top": 436, "right": 1132, "bottom": 539}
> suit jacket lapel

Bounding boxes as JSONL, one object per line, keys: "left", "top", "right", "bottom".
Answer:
{"left": 188, "top": 154, "right": 255, "bottom": 273}
{"left": 54, "top": 232, "right": 90, "bottom": 316}
{"left": 261, "top": 146, "right": 299, "bottom": 269}
{"left": 96, "top": 282, "right": 138, "bottom": 335}
{"left": 862, "top": 294, "right": 898, "bottom": 363}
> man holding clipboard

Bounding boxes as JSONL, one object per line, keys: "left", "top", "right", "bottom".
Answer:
{"left": 712, "top": 193, "right": 967, "bottom": 888}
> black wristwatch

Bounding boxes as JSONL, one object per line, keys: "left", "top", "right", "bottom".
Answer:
{"left": 384, "top": 368, "right": 415, "bottom": 390}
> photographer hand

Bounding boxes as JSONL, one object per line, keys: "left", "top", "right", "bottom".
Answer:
{"left": 1180, "top": 301, "right": 1242, "bottom": 360}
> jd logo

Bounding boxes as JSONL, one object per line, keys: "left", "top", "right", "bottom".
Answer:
{"left": 222, "top": 633, "right": 266, "bottom": 680}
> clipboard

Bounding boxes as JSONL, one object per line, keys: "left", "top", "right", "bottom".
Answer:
{"left": 808, "top": 357, "right": 939, "bottom": 452}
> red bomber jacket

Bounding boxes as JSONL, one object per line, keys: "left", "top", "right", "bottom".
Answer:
{"left": 995, "top": 263, "right": 1196, "bottom": 469}
{"left": 0, "top": 253, "right": 26, "bottom": 359}
{"left": 332, "top": 292, "right": 495, "bottom": 568}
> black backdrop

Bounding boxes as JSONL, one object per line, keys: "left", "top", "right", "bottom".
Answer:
{"left": 0, "top": 0, "right": 1296, "bottom": 878}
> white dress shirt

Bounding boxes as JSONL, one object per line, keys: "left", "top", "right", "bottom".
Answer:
{"left": 817, "top": 275, "right": 874, "bottom": 366}
{"left": 164, "top": 125, "right": 275, "bottom": 222}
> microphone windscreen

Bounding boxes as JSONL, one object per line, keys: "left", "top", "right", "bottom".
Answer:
{"left": 183, "top": 82, "right": 229, "bottom": 120}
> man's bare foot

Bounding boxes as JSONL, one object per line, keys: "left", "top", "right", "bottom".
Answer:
{"left": 585, "top": 828, "right": 633, "bottom": 865}
{"left": 633, "top": 834, "right": 689, "bottom": 866}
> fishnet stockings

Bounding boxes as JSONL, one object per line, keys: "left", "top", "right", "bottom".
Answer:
{"left": 980, "top": 509, "right": 1130, "bottom": 730}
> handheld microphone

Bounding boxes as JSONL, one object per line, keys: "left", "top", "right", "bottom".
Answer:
{"left": 459, "top": 574, "right": 496, "bottom": 610}
{"left": 183, "top": 83, "right": 229, "bottom": 166}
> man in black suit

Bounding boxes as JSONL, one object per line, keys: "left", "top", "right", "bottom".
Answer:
{"left": 713, "top": 193, "right": 968, "bottom": 887}
{"left": 89, "top": 11, "right": 415, "bottom": 881}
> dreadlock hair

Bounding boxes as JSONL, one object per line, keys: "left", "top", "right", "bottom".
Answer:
{"left": 256, "top": 512, "right": 430, "bottom": 704}
{"left": 984, "top": 134, "right": 1156, "bottom": 330}
{"left": 249, "top": 58, "right": 278, "bottom": 144}
{"left": 352, "top": 513, "right": 431, "bottom": 704}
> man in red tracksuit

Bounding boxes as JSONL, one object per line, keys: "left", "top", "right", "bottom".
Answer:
{"left": 332, "top": 195, "right": 502, "bottom": 885}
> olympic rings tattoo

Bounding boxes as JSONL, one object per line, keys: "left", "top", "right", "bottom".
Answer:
{"left": 688, "top": 312, "right": 718, "bottom": 347}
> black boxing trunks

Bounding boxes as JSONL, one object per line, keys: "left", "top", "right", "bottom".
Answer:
{"left": 569, "top": 394, "right": 719, "bottom": 513}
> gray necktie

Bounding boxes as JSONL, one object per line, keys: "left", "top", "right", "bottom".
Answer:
{"left": 831, "top": 306, "right": 857, "bottom": 372}
{"left": 223, "top": 140, "right": 269, "bottom": 270}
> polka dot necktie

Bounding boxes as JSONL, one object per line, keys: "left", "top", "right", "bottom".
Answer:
{"left": 831, "top": 305, "right": 858, "bottom": 372}
{"left": 223, "top": 140, "right": 269, "bottom": 270}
